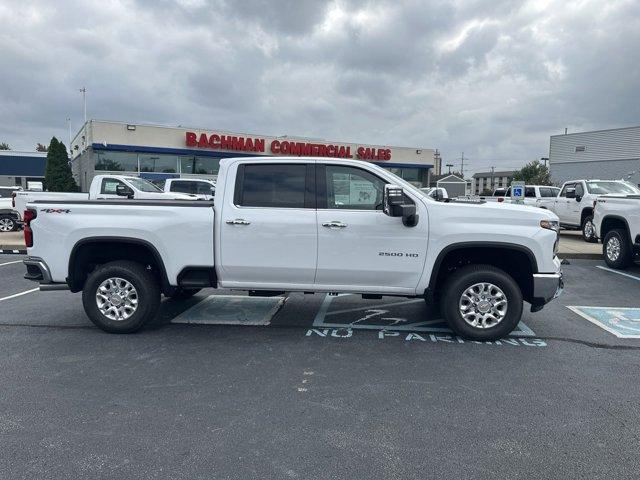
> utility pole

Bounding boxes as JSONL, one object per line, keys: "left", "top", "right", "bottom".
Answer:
{"left": 540, "top": 157, "right": 549, "bottom": 168}
{"left": 79, "top": 87, "right": 87, "bottom": 123}
{"left": 490, "top": 166, "right": 495, "bottom": 192}
{"left": 66, "top": 117, "right": 72, "bottom": 152}
{"left": 446, "top": 163, "right": 454, "bottom": 174}
{"left": 460, "top": 152, "right": 465, "bottom": 178}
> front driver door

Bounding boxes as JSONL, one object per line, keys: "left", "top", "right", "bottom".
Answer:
{"left": 315, "top": 164, "right": 428, "bottom": 293}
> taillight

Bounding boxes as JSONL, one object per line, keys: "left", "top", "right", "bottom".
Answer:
{"left": 11, "top": 192, "right": 16, "bottom": 208}
{"left": 23, "top": 209, "right": 36, "bottom": 248}
{"left": 498, "top": 197, "right": 504, "bottom": 203}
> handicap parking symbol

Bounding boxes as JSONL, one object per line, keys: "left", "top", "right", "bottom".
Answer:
{"left": 568, "top": 306, "right": 640, "bottom": 338}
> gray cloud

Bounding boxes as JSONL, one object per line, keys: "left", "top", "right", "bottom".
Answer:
{"left": 0, "top": 0, "right": 638, "bottom": 176}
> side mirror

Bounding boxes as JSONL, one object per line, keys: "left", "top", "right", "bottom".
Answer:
{"left": 565, "top": 188, "right": 576, "bottom": 199}
{"left": 116, "top": 184, "right": 134, "bottom": 199}
{"left": 433, "top": 189, "right": 444, "bottom": 202}
{"left": 383, "top": 184, "right": 419, "bottom": 227}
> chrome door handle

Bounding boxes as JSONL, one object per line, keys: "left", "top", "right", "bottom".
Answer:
{"left": 322, "top": 221, "right": 347, "bottom": 228}
{"left": 226, "top": 218, "right": 251, "bottom": 225}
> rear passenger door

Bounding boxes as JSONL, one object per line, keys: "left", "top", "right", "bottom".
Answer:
{"left": 219, "top": 162, "right": 317, "bottom": 288}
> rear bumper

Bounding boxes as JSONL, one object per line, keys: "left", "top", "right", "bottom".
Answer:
{"left": 23, "top": 256, "right": 68, "bottom": 290}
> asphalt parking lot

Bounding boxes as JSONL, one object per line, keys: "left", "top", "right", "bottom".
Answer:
{"left": 1, "top": 255, "right": 640, "bottom": 479}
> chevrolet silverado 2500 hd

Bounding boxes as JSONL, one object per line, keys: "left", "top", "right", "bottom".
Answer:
{"left": 594, "top": 195, "right": 640, "bottom": 269}
{"left": 538, "top": 179, "right": 640, "bottom": 242}
{"left": 22, "top": 157, "right": 563, "bottom": 341}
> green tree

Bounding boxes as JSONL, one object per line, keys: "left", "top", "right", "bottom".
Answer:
{"left": 0, "top": 142, "right": 10, "bottom": 150}
{"left": 512, "top": 160, "right": 552, "bottom": 185}
{"left": 44, "top": 137, "right": 78, "bottom": 192}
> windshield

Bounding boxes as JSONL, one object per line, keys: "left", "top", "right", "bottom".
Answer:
{"left": 126, "top": 177, "right": 163, "bottom": 192}
{"left": 586, "top": 181, "right": 640, "bottom": 195}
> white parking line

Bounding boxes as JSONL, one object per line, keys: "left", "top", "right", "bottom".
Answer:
{"left": 0, "top": 260, "right": 22, "bottom": 267}
{"left": 596, "top": 266, "right": 640, "bottom": 282}
{"left": 0, "top": 288, "right": 39, "bottom": 303}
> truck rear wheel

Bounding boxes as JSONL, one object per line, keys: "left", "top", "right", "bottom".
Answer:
{"left": 0, "top": 215, "right": 16, "bottom": 232}
{"left": 603, "top": 229, "right": 633, "bottom": 270}
{"left": 440, "top": 264, "right": 522, "bottom": 341}
{"left": 82, "top": 260, "right": 160, "bottom": 333}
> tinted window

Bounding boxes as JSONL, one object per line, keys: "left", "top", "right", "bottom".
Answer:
{"left": 539, "top": 187, "right": 555, "bottom": 197}
{"left": 195, "top": 182, "right": 214, "bottom": 195}
{"left": 525, "top": 187, "right": 536, "bottom": 198}
{"left": 239, "top": 164, "right": 307, "bottom": 208}
{"left": 559, "top": 183, "right": 574, "bottom": 197}
{"left": 171, "top": 181, "right": 195, "bottom": 194}
{"left": 101, "top": 179, "right": 126, "bottom": 195}
{"left": 325, "top": 165, "right": 385, "bottom": 210}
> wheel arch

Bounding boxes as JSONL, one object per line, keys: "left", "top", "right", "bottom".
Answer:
{"left": 601, "top": 215, "right": 631, "bottom": 242}
{"left": 580, "top": 207, "right": 594, "bottom": 224}
{"left": 426, "top": 242, "right": 538, "bottom": 304}
{"left": 68, "top": 236, "right": 170, "bottom": 294}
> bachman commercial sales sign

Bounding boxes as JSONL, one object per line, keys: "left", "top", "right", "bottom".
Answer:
{"left": 185, "top": 131, "right": 392, "bottom": 161}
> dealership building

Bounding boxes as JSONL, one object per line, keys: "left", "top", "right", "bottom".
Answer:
{"left": 549, "top": 125, "right": 640, "bottom": 186}
{"left": 70, "top": 120, "right": 438, "bottom": 191}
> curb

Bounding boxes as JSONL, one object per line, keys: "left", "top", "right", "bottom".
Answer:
{"left": 558, "top": 253, "right": 602, "bottom": 260}
{"left": 0, "top": 247, "right": 26, "bottom": 255}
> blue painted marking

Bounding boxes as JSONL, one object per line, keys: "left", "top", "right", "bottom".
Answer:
{"left": 568, "top": 306, "right": 640, "bottom": 338}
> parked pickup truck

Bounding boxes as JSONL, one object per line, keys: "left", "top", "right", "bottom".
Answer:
{"left": 13, "top": 175, "right": 195, "bottom": 220}
{"left": 593, "top": 195, "right": 640, "bottom": 269}
{"left": 538, "top": 179, "right": 640, "bottom": 242}
{"left": 22, "top": 157, "right": 563, "bottom": 341}
{"left": 153, "top": 177, "right": 216, "bottom": 200}
{"left": 1, "top": 186, "right": 23, "bottom": 231}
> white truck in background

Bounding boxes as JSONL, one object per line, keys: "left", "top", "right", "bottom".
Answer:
{"left": 0, "top": 186, "right": 23, "bottom": 231}
{"left": 481, "top": 186, "right": 561, "bottom": 206}
{"left": 23, "top": 157, "right": 563, "bottom": 341}
{"left": 538, "top": 180, "right": 640, "bottom": 242}
{"left": 152, "top": 177, "right": 216, "bottom": 200}
{"left": 12, "top": 175, "right": 195, "bottom": 220}
{"left": 593, "top": 195, "right": 640, "bottom": 269}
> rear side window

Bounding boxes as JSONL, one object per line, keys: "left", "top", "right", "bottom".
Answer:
{"left": 170, "top": 181, "right": 195, "bottom": 194}
{"left": 194, "top": 182, "right": 215, "bottom": 195}
{"left": 525, "top": 187, "right": 536, "bottom": 198}
{"left": 236, "top": 164, "right": 308, "bottom": 208}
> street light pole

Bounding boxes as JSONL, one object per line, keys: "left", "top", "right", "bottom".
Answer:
{"left": 79, "top": 87, "right": 86, "bottom": 124}
{"left": 446, "top": 163, "right": 454, "bottom": 174}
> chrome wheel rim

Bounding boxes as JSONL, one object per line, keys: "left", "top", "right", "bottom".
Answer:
{"left": 606, "top": 236, "right": 621, "bottom": 262}
{"left": 0, "top": 218, "right": 13, "bottom": 232}
{"left": 96, "top": 277, "right": 138, "bottom": 321}
{"left": 584, "top": 220, "right": 595, "bottom": 239}
{"left": 459, "top": 282, "right": 508, "bottom": 329}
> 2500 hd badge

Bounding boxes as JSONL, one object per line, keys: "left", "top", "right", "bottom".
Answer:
{"left": 379, "top": 252, "right": 419, "bottom": 257}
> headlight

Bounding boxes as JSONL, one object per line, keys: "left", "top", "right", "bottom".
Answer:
{"left": 540, "top": 219, "right": 559, "bottom": 232}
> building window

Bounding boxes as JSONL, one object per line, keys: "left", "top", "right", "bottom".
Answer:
{"left": 180, "top": 156, "right": 221, "bottom": 175}
{"left": 139, "top": 153, "right": 178, "bottom": 173}
{"left": 574, "top": 146, "right": 586, "bottom": 153}
{"left": 95, "top": 151, "right": 138, "bottom": 172}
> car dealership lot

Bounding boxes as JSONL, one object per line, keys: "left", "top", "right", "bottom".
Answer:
{"left": 1, "top": 255, "right": 640, "bottom": 478}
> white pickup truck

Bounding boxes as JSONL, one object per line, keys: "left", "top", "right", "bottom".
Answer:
{"left": 12, "top": 174, "right": 194, "bottom": 220}
{"left": 22, "top": 157, "right": 563, "bottom": 341}
{"left": 593, "top": 195, "right": 640, "bottom": 269}
{"left": 154, "top": 177, "right": 216, "bottom": 200}
{"left": 538, "top": 179, "right": 640, "bottom": 242}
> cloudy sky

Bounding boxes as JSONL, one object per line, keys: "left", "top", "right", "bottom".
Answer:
{"left": 1, "top": 0, "right": 638, "bottom": 175}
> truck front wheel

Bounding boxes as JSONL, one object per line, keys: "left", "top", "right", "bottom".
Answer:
{"left": 440, "top": 264, "right": 522, "bottom": 341}
{"left": 582, "top": 215, "right": 597, "bottom": 243}
{"left": 603, "top": 229, "right": 633, "bottom": 270}
{"left": 82, "top": 260, "right": 161, "bottom": 333}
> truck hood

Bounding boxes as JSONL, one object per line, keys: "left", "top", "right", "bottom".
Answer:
{"left": 438, "top": 199, "right": 558, "bottom": 224}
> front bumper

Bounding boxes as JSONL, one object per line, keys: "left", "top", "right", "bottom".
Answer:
{"left": 531, "top": 261, "right": 563, "bottom": 310}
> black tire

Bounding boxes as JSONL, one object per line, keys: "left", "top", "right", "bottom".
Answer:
{"left": 0, "top": 215, "right": 16, "bottom": 232}
{"left": 603, "top": 229, "right": 633, "bottom": 270}
{"left": 582, "top": 215, "right": 597, "bottom": 243}
{"left": 166, "top": 288, "right": 201, "bottom": 300}
{"left": 440, "top": 264, "right": 523, "bottom": 341}
{"left": 82, "top": 260, "right": 161, "bottom": 333}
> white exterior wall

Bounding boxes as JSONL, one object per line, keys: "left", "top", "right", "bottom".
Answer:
{"left": 71, "top": 120, "right": 435, "bottom": 168}
{"left": 549, "top": 126, "right": 640, "bottom": 185}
